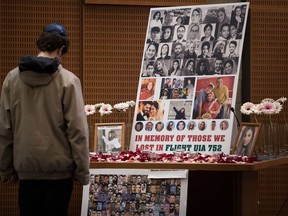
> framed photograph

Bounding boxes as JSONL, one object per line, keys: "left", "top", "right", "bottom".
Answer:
{"left": 94, "top": 122, "right": 125, "bottom": 153}
{"left": 231, "top": 123, "right": 262, "bottom": 157}
{"left": 81, "top": 169, "right": 188, "bottom": 216}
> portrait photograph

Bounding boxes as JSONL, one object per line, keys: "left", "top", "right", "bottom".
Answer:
{"left": 232, "top": 123, "right": 262, "bottom": 157}
{"left": 94, "top": 123, "right": 125, "bottom": 153}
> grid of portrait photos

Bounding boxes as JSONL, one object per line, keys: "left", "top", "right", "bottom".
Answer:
{"left": 81, "top": 169, "right": 188, "bottom": 216}
{"left": 130, "top": 3, "right": 249, "bottom": 155}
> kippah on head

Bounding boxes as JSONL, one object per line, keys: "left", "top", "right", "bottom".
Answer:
{"left": 43, "top": 23, "right": 67, "bottom": 37}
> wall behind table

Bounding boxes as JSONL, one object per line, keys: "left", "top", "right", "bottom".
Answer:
{"left": 249, "top": 0, "right": 288, "bottom": 123}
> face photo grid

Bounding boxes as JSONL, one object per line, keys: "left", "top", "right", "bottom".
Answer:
{"left": 87, "top": 174, "right": 182, "bottom": 216}
{"left": 137, "top": 4, "right": 248, "bottom": 131}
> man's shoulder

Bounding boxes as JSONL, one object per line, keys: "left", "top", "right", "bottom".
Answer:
{"left": 3, "top": 67, "right": 21, "bottom": 84}
{"left": 58, "top": 65, "right": 80, "bottom": 81}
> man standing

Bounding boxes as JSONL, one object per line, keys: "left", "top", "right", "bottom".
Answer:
{"left": 213, "top": 77, "right": 229, "bottom": 119}
{"left": 0, "top": 23, "right": 90, "bottom": 216}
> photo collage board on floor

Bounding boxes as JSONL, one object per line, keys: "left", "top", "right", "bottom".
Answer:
{"left": 81, "top": 169, "right": 188, "bottom": 216}
{"left": 130, "top": 2, "right": 250, "bottom": 154}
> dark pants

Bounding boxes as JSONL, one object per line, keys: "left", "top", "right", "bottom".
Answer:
{"left": 216, "top": 105, "right": 225, "bottom": 119}
{"left": 19, "top": 178, "right": 73, "bottom": 216}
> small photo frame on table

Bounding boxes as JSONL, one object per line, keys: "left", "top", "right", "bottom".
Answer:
{"left": 231, "top": 122, "right": 262, "bottom": 157}
{"left": 94, "top": 122, "right": 125, "bottom": 153}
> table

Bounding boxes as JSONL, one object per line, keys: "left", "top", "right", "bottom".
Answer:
{"left": 1, "top": 157, "right": 288, "bottom": 216}
{"left": 90, "top": 157, "right": 288, "bottom": 216}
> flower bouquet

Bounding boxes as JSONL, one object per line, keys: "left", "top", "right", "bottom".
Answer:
{"left": 84, "top": 101, "right": 136, "bottom": 150}
{"left": 240, "top": 97, "right": 287, "bottom": 157}
{"left": 85, "top": 100, "right": 135, "bottom": 117}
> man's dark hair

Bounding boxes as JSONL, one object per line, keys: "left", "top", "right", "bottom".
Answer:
{"left": 36, "top": 23, "right": 70, "bottom": 55}
{"left": 215, "top": 56, "right": 224, "bottom": 62}
{"left": 203, "top": 23, "right": 213, "bottom": 32}
{"left": 220, "top": 23, "right": 230, "bottom": 32}
{"left": 229, "top": 40, "right": 237, "bottom": 47}
{"left": 142, "top": 101, "right": 152, "bottom": 106}
{"left": 201, "top": 41, "right": 210, "bottom": 50}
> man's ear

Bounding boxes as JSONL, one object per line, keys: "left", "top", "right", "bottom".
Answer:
{"left": 57, "top": 46, "right": 65, "bottom": 57}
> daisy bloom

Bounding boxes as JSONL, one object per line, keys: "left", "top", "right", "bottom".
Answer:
{"left": 276, "top": 97, "right": 287, "bottom": 105}
{"left": 253, "top": 104, "right": 263, "bottom": 115}
{"left": 113, "top": 102, "right": 130, "bottom": 112}
{"left": 99, "top": 104, "right": 113, "bottom": 116}
{"left": 261, "top": 98, "right": 275, "bottom": 103}
{"left": 274, "top": 101, "right": 283, "bottom": 114}
{"left": 95, "top": 103, "right": 104, "bottom": 109}
{"left": 84, "top": 104, "right": 96, "bottom": 116}
{"left": 126, "top": 100, "right": 136, "bottom": 107}
{"left": 260, "top": 101, "right": 277, "bottom": 115}
{"left": 240, "top": 102, "right": 255, "bottom": 115}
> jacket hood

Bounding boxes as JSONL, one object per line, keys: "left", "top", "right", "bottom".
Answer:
{"left": 19, "top": 55, "right": 60, "bottom": 87}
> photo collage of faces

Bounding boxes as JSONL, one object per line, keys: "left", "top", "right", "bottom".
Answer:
{"left": 136, "top": 3, "right": 248, "bottom": 134}
{"left": 87, "top": 174, "right": 182, "bottom": 216}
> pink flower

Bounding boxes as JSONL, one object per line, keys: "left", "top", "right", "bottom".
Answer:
{"left": 240, "top": 102, "right": 255, "bottom": 115}
{"left": 89, "top": 151, "right": 258, "bottom": 163}
{"left": 253, "top": 104, "right": 263, "bottom": 115}
{"left": 260, "top": 101, "right": 277, "bottom": 115}
{"left": 84, "top": 104, "right": 96, "bottom": 116}
{"left": 99, "top": 104, "right": 113, "bottom": 116}
{"left": 261, "top": 98, "right": 275, "bottom": 103}
{"left": 274, "top": 101, "right": 283, "bottom": 114}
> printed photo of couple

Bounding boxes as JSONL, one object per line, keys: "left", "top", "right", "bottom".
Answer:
{"left": 193, "top": 76, "right": 235, "bottom": 119}
{"left": 136, "top": 100, "right": 165, "bottom": 121}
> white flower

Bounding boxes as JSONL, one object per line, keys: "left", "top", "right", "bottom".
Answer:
{"left": 274, "top": 101, "right": 283, "bottom": 114}
{"left": 240, "top": 102, "right": 255, "bottom": 115}
{"left": 276, "top": 97, "right": 287, "bottom": 105}
{"left": 253, "top": 104, "right": 263, "bottom": 115}
{"left": 99, "top": 104, "right": 113, "bottom": 116}
{"left": 126, "top": 100, "right": 136, "bottom": 107}
{"left": 261, "top": 98, "right": 275, "bottom": 103}
{"left": 260, "top": 101, "right": 277, "bottom": 115}
{"left": 95, "top": 103, "right": 104, "bottom": 109}
{"left": 85, "top": 100, "right": 134, "bottom": 116}
{"left": 84, "top": 104, "right": 96, "bottom": 116}
{"left": 113, "top": 102, "right": 130, "bottom": 112}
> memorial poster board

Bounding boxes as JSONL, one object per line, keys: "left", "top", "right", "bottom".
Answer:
{"left": 130, "top": 2, "right": 250, "bottom": 154}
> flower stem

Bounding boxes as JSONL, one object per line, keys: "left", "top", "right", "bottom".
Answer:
{"left": 254, "top": 115, "right": 259, "bottom": 123}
